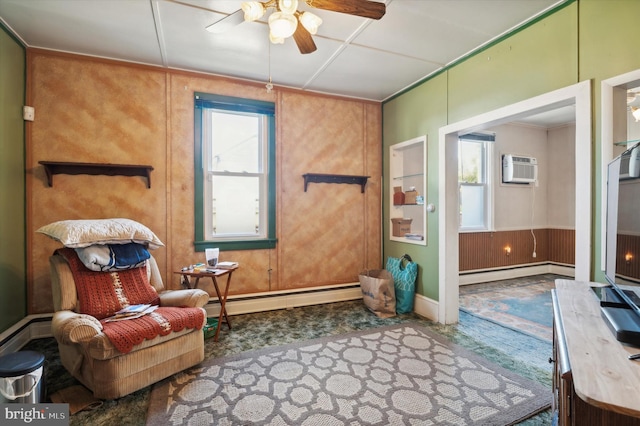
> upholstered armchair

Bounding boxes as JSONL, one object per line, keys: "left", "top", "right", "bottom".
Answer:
{"left": 50, "top": 252, "right": 209, "bottom": 399}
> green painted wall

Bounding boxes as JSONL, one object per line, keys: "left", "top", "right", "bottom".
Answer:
{"left": 383, "top": 0, "right": 640, "bottom": 301}
{"left": 383, "top": 74, "right": 447, "bottom": 300}
{"left": 448, "top": 4, "right": 578, "bottom": 123}
{"left": 0, "top": 26, "right": 26, "bottom": 333}
{"left": 579, "top": 0, "right": 640, "bottom": 281}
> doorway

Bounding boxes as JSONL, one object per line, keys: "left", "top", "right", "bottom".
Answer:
{"left": 601, "top": 69, "right": 640, "bottom": 271}
{"left": 438, "top": 81, "right": 592, "bottom": 324}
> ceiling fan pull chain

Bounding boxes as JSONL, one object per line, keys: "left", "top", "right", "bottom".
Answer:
{"left": 266, "top": 41, "right": 274, "bottom": 93}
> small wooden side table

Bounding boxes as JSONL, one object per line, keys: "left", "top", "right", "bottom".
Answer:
{"left": 174, "top": 267, "right": 237, "bottom": 342}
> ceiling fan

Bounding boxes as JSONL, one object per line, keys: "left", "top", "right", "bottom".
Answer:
{"left": 626, "top": 89, "right": 640, "bottom": 121}
{"left": 206, "top": 0, "right": 386, "bottom": 54}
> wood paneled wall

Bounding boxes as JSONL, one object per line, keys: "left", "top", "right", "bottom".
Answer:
{"left": 549, "top": 228, "right": 576, "bottom": 266}
{"left": 459, "top": 229, "right": 575, "bottom": 271}
{"left": 26, "top": 50, "right": 382, "bottom": 314}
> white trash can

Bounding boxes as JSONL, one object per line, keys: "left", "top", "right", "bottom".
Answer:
{"left": 0, "top": 350, "right": 45, "bottom": 404}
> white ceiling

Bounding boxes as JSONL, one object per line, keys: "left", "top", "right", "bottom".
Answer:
{"left": 1, "top": 0, "right": 567, "bottom": 103}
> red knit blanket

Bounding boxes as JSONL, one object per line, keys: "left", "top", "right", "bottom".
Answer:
{"left": 57, "top": 248, "right": 205, "bottom": 354}
{"left": 100, "top": 307, "right": 204, "bottom": 354}
{"left": 56, "top": 248, "right": 160, "bottom": 319}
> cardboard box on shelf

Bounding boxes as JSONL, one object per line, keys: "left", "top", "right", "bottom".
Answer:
{"left": 391, "top": 218, "right": 412, "bottom": 237}
{"left": 404, "top": 189, "right": 418, "bottom": 204}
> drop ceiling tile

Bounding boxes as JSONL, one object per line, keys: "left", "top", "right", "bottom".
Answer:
{"left": 158, "top": 1, "right": 344, "bottom": 88}
{"left": 267, "top": 37, "right": 348, "bottom": 89}
{"left": 0, "top": 0, "right": 163, "bottom": 65}
{"left": 170, "top": 0, "right": 244, "bottom": 15}
{"left": 353, "top": 0, "right": 559, "bottom": 66}
{"left": 307, "top": 44, "right": 441, "bottom": 100}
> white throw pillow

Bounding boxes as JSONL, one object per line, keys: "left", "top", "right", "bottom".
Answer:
{"left": 37, "top": 218, "right": 164, "bottom": 249}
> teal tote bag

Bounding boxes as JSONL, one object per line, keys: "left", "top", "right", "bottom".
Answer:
{"left": 386, "top": 254, "right": 417, "bottom": 314}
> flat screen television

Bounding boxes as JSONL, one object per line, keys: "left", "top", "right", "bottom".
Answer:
{"left": 602, "top": 141, "right": 640, "bottom": 346}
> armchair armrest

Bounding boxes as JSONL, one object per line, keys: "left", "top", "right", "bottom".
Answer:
{"left": 52, "top": 310, "right": 103, "bottom": 344}
{"left": 159, "top": 289, "right": 209, "bottom": 308}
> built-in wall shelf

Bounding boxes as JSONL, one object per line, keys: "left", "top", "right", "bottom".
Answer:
{"left": 614, "top": 139, "right": 640, "bottom": 146}
{"left": 390, "top": 136, "right": 427, "bottom": 245}
{"left": 39, "top": 161, "right": 154, "bottom": 188}
{"left": 302, "top": 173, "right": 370, "bottom": 193}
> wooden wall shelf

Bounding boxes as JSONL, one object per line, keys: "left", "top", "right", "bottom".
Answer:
{"left": 39, "top": 161, "right": 154, "bottom": 188}
{"left": 302, "top": 173, "right": 369, "bottom": 193}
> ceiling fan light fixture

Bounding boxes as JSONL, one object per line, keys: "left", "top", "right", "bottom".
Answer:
{"left": 241, "top": 1, "right": 266, "bottom": 21}
{"left": 269, "top": 31, "right": 285, "bottom": 44}
{"left": 278, "top": 0, "right": 298, "bottom": 15}
{"left": 269, "top": 11, "right": 298, "bottom": 38}
{"left": 210, "top": 0, "right": 386, "bottom": 54}
{"left": 299, "top": 11, "right": 322, "bottom": 34}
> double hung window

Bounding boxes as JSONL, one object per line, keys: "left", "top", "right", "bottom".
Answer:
{"left": 458, "top": 133, "right": 494, "bottom": 231}
{"left": 194, "top": 93, "right": 276, "bottom": 250}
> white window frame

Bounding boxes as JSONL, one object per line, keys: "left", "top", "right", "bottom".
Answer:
{"left": 458, "top": 136, "right": 494, "bottom": 232}
{"left": 202, "top": 109, "right": 268, "bottom": 240}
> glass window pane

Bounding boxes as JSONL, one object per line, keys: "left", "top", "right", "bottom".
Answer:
{"left": 210, "top": 111, "right": 261, "bottom": 173}
{"left": 210, "top": 175, "right": 260, "bottom": 235}
{"left": 458, "top": 141, "right": 485, "bottom": 183}
{"left": 460, "top": 184, "right": 485, "bottom": 228}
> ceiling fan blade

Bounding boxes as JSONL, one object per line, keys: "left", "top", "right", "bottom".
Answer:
{"left": 306, "top": 0, "right": 386, "bottom": 20}
{"left": 293, "top": 22, "right": 317, "bottom": 54}
{"left": 205, "top": 9, "right": 245, "bottom": 34}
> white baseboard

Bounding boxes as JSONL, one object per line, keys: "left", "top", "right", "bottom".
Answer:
{"left": 548, "top": 264, "right": 576, "bottom": 277}
{"left": 459, "top": 263, "right": 575, "bottom": 286}
{"left": 413, "top": 293, "right": 438, "bottom": 321}
{"left": 0, "top": 314, "right": 53, "bottom": 357}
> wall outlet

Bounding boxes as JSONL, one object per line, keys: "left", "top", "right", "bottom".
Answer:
{"left": 23, "top": 106, "right": 35, "bottom": 121}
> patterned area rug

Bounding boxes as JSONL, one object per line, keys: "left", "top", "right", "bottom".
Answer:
{"left": 146, "top": 323, "right": 550, "bottom": 425}
{"left": 459, "top": 275, "right": 557, "bottom": 342}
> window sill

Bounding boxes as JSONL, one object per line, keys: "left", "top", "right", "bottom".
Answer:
{"left": 194, "top": 238, "right": 277, "bottom": 251}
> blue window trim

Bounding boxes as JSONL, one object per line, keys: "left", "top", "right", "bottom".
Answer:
{"left": 194, "top": 93, "right": 277, "bottom": 251}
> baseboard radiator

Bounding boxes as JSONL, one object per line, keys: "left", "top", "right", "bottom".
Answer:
{"left": 459, "top": 262, "right": 575, "bottom": 285}
{"left": 0, "top": 283, "right": 364, "bottom": 356}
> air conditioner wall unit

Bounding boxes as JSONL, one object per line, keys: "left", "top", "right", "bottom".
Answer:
{"left": 502, "top": 154, "right": 538, "bottom": 183}
{"left": 620, "top": 146, "right": 640, "bottom": 179}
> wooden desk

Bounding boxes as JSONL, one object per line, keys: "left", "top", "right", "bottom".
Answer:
{"left": 175, "top": 267, "right": 237, "bottom": 342}
{"left": 553, "top": 279, "right": 640, "bottom": 425}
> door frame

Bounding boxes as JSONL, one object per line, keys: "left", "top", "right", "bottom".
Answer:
{"left": 437, "top": 80, "right": 592, "bottom": 324}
